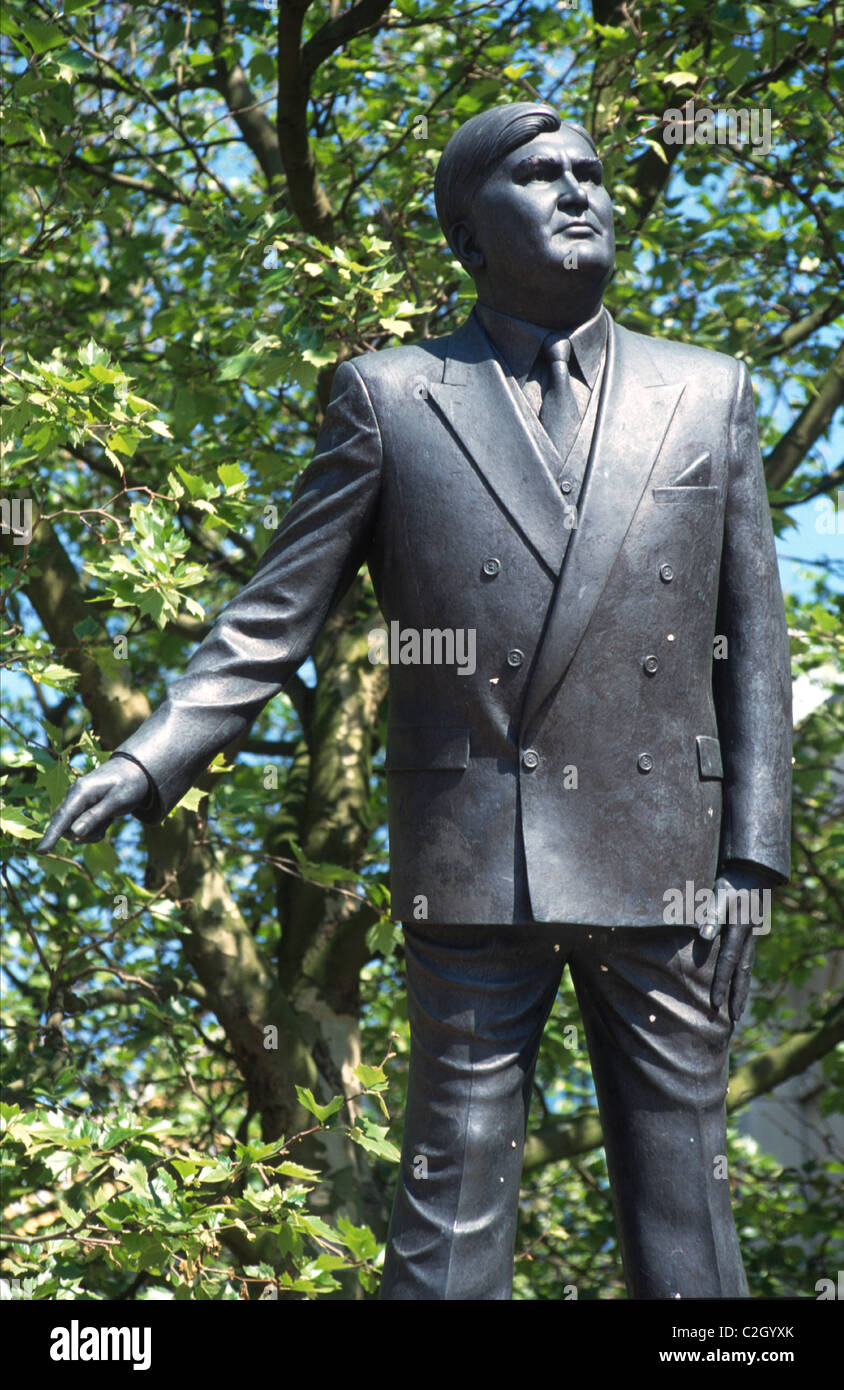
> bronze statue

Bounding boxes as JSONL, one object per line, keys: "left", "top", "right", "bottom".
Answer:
{"left": 39, "top": 104, "right": 792, "bottom": 1300}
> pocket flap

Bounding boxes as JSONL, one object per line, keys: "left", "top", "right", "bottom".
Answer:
{"left": 696, "top": 734, "right": 723, "bottom": 779}
{"left": 385, "top": 726, "right": 470, "bottom": 772}
{"left": 652, "top": 485, "right": 719, "bottom": 504}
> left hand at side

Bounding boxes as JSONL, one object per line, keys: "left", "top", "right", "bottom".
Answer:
{"left": 698, "top": 860, "right": 777, "bottom": 1021}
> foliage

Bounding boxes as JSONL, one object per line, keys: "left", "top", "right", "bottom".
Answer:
{"left": 1, "top": 0, "right": 842, "bottom": 1301}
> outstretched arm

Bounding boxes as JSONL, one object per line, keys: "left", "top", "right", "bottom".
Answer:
{"left": 37, "top": 360, "right": 382, "bottom": 852}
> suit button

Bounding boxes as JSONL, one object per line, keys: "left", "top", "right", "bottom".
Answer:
{"left": 659, "top": 563, "right": 674, "bottom": 582}
{"left": 637, "top": 752, "right": 654, "bottom": 773}
{"left": 559, "top": 478, "right": 573, "bottom": 494}
{"left": 507, "top": 648, "right": 525, "bottom": 667}
{"left": 522, "top": 749, "right": 539, "bottom": 770}
{"left": 482, "top": 557, "right": 501, "bottom": 577}
{"left": 643, "top": 654, "right": 659, "bottom": 674}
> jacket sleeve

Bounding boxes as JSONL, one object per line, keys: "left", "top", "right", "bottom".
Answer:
{"left": 713, "top": 360, "right": 792, "bottom": 882}
{"left": 112, "top": 359, "right": 383, "bottom": 821}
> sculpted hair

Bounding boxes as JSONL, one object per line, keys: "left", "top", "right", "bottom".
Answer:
{"left": 434, "top": 103, "right": 597, "bottom": 255}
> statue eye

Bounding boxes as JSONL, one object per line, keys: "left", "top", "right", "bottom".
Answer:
{"left": 516, "top": 158, "right": 560, "bottom": 183}
{"left": 574, "top": 160, "right": 604, "bottom": 185}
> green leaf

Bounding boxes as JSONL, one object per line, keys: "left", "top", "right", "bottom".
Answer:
{"left": 218, "top": 349, "right": 264, "bottom": 380}
{"left": 354, "top": 1062, "right": 387, "bottom": 1089}
{"left": 172, "top": 787, "right": 207, "bottom": 814}
{"left": 217, "top": 462, "right": 248, "bottom": 490}
{"left": 78, "top": 340, "right": 110, "bottom": 368}
{"left": 335, "top": 1216, "right": 379, "bottom": 1260}
{"left": 30, "top": 662, "right": 78, "bottom": 691}
{"left": 277, "top": 1162, "right": 321, "bottom": 1183}
{"left": 660, "top": 70, "right": 698, "bottom": 86}
{"left": 56, "top": 1198, "right": 82, "bottom": 1228}
{"left": 294, "top": 1087, "right": 346, "bottom": 1124}
{"left": 0, "top": 808, "right": 42, "bottom": 840}
{"left": 347, "top": 1125, "right": 401, "bottom": 1163}
{"left": 21, "top": 19, "right": 65, "bottom": 54}
{"left": 195, "top": 1163, "right": 231, "bottom": 1183}
{"left": 136, "top": 589, "right": 167, "bottom": 628}
{"left": 41, "top": 756, "right": 72, "bottom": 810}
{"left": 366, "top": 918, "right": 398, "bottom": 959}
{"left": 82, "top": 839, "right": 119, "bottom": 876}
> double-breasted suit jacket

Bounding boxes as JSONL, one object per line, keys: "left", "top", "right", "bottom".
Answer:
{"left": 116, "top": 306, "right": 792, "bottom": 927}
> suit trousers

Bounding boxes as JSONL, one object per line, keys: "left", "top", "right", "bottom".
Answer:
{"left": 379, "top": 919, "right": 749, "bottom": 1301}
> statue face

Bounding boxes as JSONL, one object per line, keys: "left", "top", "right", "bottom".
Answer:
{"left": 464, "top": 126, "right": 616, "bottom": 324}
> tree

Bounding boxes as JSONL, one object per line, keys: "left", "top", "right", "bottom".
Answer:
{"left": 1, "top": 0, "right": 841, "bottom": 1301}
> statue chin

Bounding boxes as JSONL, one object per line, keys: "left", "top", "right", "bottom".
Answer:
{"left": 559, "top": 252, "right": 615, "bottom": 297}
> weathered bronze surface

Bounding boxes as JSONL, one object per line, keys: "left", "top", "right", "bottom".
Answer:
{"left": 39, "top": 104, "right": 792, "bottom": 1301}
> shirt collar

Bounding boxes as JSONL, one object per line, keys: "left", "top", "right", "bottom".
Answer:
{"left": 474, "top": 301, "right": 608, "bottom": 388}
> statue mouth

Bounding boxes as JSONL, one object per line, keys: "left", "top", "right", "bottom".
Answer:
{"left": 555, "top": 220, "right": 599, "bottom": 235}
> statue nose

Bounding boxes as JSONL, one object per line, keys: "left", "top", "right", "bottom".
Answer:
{"left": 557, "top": 170, "right": 588, "bottom": 203}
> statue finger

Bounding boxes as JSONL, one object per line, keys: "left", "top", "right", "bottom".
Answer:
{"left": 729, "top": 931, "right": 758, "bottom": 1023}
{"left": 698, "top": 875, "right": 731, "bottom": 941}
{"left": 710, "top": 925, "right": 744, "bottom": 1012}
{"left": 37, "top": 782, "right": 106, "bottom": 854}
{"left": 68, "top": 787, "right": 127, "bottom": 843}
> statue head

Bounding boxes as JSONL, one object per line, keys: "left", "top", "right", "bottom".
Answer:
{"left": 435, "top": 103, "right": 615, "bottom": 328}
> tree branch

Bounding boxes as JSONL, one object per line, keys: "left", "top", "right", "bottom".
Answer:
{"left": 522, "top": 1003, "right": 844, "bottom": 1171}
{"left": 765, "top": 340, "right": 844, "bottom": 489}
{"left": 212, "top": 56, "right": 285, "bottom": 189}
{"left": 7, "top": 512, "right": 153, "bottom": 747}
{"left": 276, "top": 0, "right": 334, "bottom": 237}
{"left": 16, "top": 515, "right": 317, "bottom": 1140}
{"left": 301, "top": 0, "right": 392, "bottom": 80}
{"left": 784, "top": 459, "right": 844, "bottom": 507}
{"left": 66, "top": 152, "right": 190, "bottom": 206}
{"left": 757, "top": 297, "right": 844, "bottom": 362}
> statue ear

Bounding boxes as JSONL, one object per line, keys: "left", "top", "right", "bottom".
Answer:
{"left": 451, "top": 221, "right": 485, "bottom": 272}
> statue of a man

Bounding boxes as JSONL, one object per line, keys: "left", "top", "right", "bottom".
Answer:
{"left": 40, "top": 104, "right": 792, "bottom": 1301}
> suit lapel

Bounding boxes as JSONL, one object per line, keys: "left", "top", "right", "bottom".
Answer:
{"left": 521, "top": 318, "right": 685, "bottom": 737}
{"left": 428, "top": 312, "right": 572, "bottom": 575}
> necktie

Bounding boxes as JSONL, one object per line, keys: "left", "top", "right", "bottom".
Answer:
{"left": 539, "top": 334, "right": 581, "bottom": 450}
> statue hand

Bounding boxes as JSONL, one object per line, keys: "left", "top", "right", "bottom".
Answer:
{"left": 697, "top": 862, "right": 774, "bottom": 1022}
{"left": 37, "top": 758, "right": 151, "bottom": 855}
